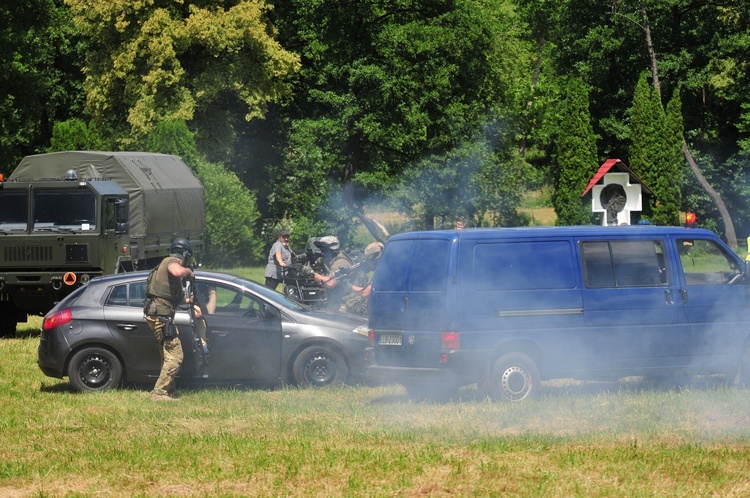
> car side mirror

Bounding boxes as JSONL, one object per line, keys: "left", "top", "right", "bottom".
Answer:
{"left": 263, "top": 304, "right": 279, "bottom": 320}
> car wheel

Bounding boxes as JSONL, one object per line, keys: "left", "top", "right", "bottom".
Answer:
{"left": 68, "top": 347, "right": 123, "bottom": 392}
{"left": 292, "top": 346, "right": 348, "bottom": 388}
{"left": 487, "top": 352, "right": 540, "bottom": 402}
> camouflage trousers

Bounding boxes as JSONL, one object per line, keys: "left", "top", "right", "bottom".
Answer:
{"left": 146, "top": 316, "right": 184, "bottom": 397}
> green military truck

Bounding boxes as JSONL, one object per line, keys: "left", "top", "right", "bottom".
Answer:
{"left": 0, "top": 151, "right": 205, "bottom": 337}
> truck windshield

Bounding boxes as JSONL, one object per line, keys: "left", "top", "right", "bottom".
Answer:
{"left": 33, "top": 189, "right": 97, "bottom": 231}
{"left": 0, "top": 190, "right": 29, "bottom": 231}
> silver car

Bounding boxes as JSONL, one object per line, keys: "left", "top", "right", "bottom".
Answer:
{"left": 38, "top": 270, "right": 369, "bottom": 392}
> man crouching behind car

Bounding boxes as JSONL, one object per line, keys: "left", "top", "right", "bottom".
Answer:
{"left": 143, "top": 238, "right": 194, "bottom": 401}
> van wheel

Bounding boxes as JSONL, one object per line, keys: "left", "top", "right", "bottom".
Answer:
{"left": 488, "top": 353, "right": 539, "bottom": 402}
{"left": 739, "top": 348, "right": 750, "bottom": 387}
{"left": 68, "top": 347, "right": 123, "bottom": 392}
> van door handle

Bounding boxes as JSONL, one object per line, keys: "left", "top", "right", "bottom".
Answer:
{"left": 402, "top": 296, "right": 408, "bottom": 313}
{"left": 680, "top": 288, "right": 688, "bottom": 303}
{"left": 664, "top": 289, "right": 674, "bottom": 305}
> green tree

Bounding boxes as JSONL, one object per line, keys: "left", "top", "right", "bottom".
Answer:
{"left": 145, "top": 120, "right": 264, "bottom": 266}
{"left": 551, "top": 77, "right": 598, "bottom": 225}
{"left": 64, "top": 0, "right": 300, "bottom": 158}
{"left": 48, "top": 119, "right": 108, "bottom": 152}
{"left": 270, "top": 0, "right": 528, "bottom": 233}
{"left": 0, "top": 0, "right": 85, "bottom": 172}
{"left": 628, "top": 74, "right": 682, "bottom": 226}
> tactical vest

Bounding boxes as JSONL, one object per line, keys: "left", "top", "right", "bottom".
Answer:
{"left": 146, "top": 256, "right": 184, "bottom": 305}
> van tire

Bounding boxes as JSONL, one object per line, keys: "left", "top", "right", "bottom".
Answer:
{"left": 488, "top": 352, "right": 540, "bottom": 402}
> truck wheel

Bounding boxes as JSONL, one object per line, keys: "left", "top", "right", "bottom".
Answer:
{"left": 292, "top": 346, "right": 348, "bottom": 388}
{"left": 488, "top": 352, "right": 540, "bottom": 402}
{"left": 68, "top": 347, "right": 123, "bottom": 392}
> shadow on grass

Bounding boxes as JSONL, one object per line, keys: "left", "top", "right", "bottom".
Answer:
{"left": 370, "top": 374, "right": 738, "bottom": 405}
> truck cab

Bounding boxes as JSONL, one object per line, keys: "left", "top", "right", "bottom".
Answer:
{"left": 0, "top": 172, "right": 130, "bottom": 336}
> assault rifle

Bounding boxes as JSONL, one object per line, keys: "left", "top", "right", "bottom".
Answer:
{"left": 328, "top": 261, "right": 363, "bottom": 281}
{"left": 183, "top": 275, "right": 210, "bottom": 366}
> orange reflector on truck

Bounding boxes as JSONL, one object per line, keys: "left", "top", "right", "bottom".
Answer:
{"left": 63, "top": 272, "right": 77, "bottom": 285}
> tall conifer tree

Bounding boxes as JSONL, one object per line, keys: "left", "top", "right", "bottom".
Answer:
{"left": 552, "top": 77, "right": 598, "bottom": 225}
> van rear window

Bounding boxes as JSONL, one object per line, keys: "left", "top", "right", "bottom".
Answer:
{"left": 473, "top": 241, "right": 576, "bottom": 290}
{"left": 373, "top": 239, "right": 450, "bottom": 292}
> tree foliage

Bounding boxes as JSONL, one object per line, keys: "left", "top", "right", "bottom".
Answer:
{"left": 0, "top": 0, "right": 84, "bottom": 172}
{"left": 64, "top": 0, "right": 300, "bottom": 157}
{"left": 551, "top": 77, "right": 598, "bottom": 225}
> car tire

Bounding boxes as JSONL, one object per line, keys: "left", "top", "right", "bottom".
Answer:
{"left": 68, "top": 347, "right": 123, "bottom": 392}
{"left": 487, "top": 352, "right": 540, "bottom": 402}
{"left": 292, "top": 346, "right": 348, "bottom": 388}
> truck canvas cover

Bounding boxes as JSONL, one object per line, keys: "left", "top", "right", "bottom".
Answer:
{"left": 10, "top": 151, "right": 204, "bottom": 238}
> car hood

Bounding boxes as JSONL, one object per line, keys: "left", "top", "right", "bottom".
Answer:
{"left": 284, "top": 307, "right": 367, "bottom": 330}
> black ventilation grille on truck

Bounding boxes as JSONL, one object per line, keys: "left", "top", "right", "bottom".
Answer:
{"left": 4, "top": 245, "right": 53, "bottom": 262}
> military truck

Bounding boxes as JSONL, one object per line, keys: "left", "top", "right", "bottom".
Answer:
{"left": 0, "top": 151, "right": 205, "bottom": 337}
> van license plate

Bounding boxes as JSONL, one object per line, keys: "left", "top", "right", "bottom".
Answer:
{"left": 379, "top": 334, "right": 402, "bottom": 346}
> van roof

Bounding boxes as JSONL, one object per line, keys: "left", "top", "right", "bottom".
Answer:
{"left": 387, "top": 225, "right": 718, "bottom": 241}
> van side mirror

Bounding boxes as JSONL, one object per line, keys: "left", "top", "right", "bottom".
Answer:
{"left": 115, "top": 198, "right": 129, "bottom": 234}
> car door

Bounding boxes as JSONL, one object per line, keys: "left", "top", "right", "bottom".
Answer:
{"left": 200, "top": 282, "right": 283, "bottom": 382}
{"left": 579, "top": 237, "right": 689, "bottom": 371}
{"left": 102, "top": 280, "right": 162, "bottom": 379}
{"left": 671, "top": 235, "right": 748, "bottom": 370}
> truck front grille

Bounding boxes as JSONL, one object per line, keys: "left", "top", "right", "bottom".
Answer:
{"left": 4, "top": 245, "right": 53, "bottom": 262}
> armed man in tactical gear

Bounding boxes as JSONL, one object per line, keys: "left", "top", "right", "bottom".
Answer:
{"left": 312, "top": 236, "right": 354, "bottom": 311}
{"left": 143, "top": 238, "right": 194, "bottom": 401}
{"left": 340, "top": 241, "right": 383, "bottom": 315}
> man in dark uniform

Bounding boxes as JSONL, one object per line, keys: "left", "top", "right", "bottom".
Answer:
{"left": 143, "top": 238, "right": 194, "bottom": 401}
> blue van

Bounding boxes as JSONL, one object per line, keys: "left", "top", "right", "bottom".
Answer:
{"left": 366, "top": 226, "right": 750, "bottom": 400}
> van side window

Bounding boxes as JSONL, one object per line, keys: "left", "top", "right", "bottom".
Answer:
{"left": 410, "top": 240, "right": 450, "bottom": 291}
{"left": 677, "top": 239, "right": 741, "bottom": 285}
{"left": 372, "top": 240, "right": 415, "bottom": 291}
{"left": 474, "top": 241, "right": 576, "bottom": 290}
{"left": 582, "top": 240, "right": 668, "bottom": 288}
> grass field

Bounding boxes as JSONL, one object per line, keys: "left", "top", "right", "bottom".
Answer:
{"left": 3, "top": 320, "right": 750, "bottom": 496}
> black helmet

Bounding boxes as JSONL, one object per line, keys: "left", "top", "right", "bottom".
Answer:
{"left": 170, "top": 238, "right": 193, "bottom": 259}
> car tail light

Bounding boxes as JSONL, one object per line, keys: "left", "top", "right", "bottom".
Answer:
{"left": 441, "top": 331, "right": 460, "bottom": 350}
{"left": 43, "top": 308, "right": 73, "bottom": 330}
{"left": 368, "top": 329, "right": 375, "bottom": 348}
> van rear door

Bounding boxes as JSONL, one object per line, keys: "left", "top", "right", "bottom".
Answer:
{"left": 369, "top": 236, "right": 454, "bottom": 368}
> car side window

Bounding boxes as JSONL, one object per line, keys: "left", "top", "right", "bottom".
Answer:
{"left": 582, "top": 239, "right": 668, "bottom": 288}
{"left": 105, "top": 282, "right": 147, "bottom": 307}
{"left": 677, "top": 238, "right": 741, "bottom": 285}
{"left": 211, "top": 285, "right": 264, "bottom": 318}
{"left": 105, "top": 285, "right": 128, "bottom": 306}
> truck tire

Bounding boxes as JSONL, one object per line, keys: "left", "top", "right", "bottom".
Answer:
{"left": 292, "top": 346, "right": 348, "bottom": 388}
{"left": 488, "top": 352, "right": 540, "bottom": 402}
{"left": 68, "top": 347, "right": 123, "bottom": 392}
{"left": 0, "top": 304, "right": 17, "bottom": 338}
